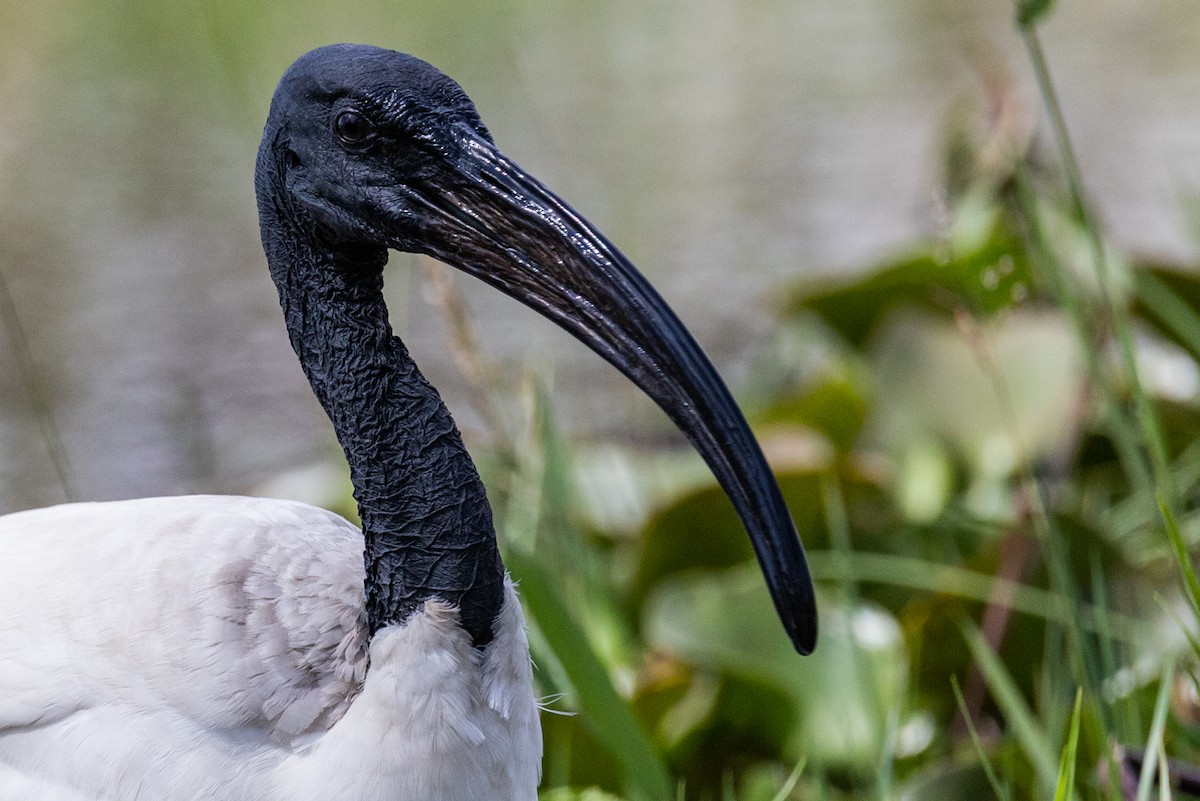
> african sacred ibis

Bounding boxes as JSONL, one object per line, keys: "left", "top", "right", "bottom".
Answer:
{"left": 0, "top": 44, "right": 817, "bottom": 800}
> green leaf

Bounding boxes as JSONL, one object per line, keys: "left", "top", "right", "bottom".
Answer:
{"left": 804, "top": 550, "right": 1143, "bottom": 642}
{"left": 643, "top": 565, "right": 907, "bottom": 773}
{"left": 1159, "top": 492, "right": 1200, "bottom": 623}
{"left": 1052, "top": 689, "right": 1082, "bottom": 801}
{"left": 757, "top": 371, "right": 870, "bottom": 452}
{"left": 540, "top": 789, "right": 627, "bottom": 801}
{"left": 898, "top": 761, "right": 1002, "bottom": 801}
{"left": 1017, "top": 0, "right": 1055, "bottom": 28}
{"left": 508, "top": 550, "right": 673, "bottom": 801}
{"left": 769, "top": 759, "right": 806, "bottom": 801}
{"left": 959, "top": 619, "right": 1059, "bottom": 796}
{"left": 868, "top": 309, "right": 1083, "bottom": 482}
{"left": 951, "top": 675, "right": 1012, "bottom": 801}
{"left": 1134, "top": 664, "right": 1173, "bottom": 801}
{"left": 784, "top": 217, "right": 1034, "bottom": 346}
{"left": 632, "top": 471, "right": 825, "bottom": 607}
{"left": 1134, "top": 268, "right": 1200, "bottom": 364}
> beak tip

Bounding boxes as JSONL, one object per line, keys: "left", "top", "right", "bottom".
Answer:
{"left": 790, "top": 617, "right": 818, "bottom": 656}
{"left": 763, "top": 524, "right": 818, "bottom": 655}
{"left": 784, "top": 591, "right": 818, "bottom": 655}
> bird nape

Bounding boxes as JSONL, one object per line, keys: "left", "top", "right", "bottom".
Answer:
{"left": 0, "top": 43, "right": 815, "bottom": 800}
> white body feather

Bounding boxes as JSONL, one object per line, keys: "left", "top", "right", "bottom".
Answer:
{"left": 0, "top": 495, "right": 541, "bottom": 800}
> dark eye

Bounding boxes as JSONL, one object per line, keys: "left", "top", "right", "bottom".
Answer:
{"left": 334, "top": 110, "right": 373, "bottom": 146}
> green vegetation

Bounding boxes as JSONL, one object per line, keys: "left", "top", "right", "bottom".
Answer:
{"left": 6, "top": 2, "right": 1193, "bottom": 798}
{"left": 421, "top": 5, "right": 1200, "bottom": 799}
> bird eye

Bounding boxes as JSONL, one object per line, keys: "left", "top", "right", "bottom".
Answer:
{"left": 334, "top": 110, "right": 373, "bottom": 146}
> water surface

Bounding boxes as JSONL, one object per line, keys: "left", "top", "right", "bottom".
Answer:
{"left": 0, "top": 0, "right": 1196, "bottom": 510}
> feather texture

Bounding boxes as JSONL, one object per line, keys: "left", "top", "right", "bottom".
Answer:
{"left": 0, "top": 495, "right": 540, "bottom": 800}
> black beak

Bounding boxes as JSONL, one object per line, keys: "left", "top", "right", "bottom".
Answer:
{"left": 400, "top": 125, "right": 816, "bottom": 654}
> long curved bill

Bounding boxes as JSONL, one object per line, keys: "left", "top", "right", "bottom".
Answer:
{"left": 401, "top": 125, "right": 817, "bottom": 654}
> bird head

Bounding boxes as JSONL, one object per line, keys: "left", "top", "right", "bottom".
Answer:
{"left": 257, "top": 43, "right": 817, "bottom": 654}
{"left": 259, "top": 45, "right": 498, "bottom": 251}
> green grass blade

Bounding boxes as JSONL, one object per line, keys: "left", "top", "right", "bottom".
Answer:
{"left": 821, "top": 471, "right": 857, "bottom": 603}
{"left": 810, "top": 550, "right": 1143, "bottom": 642}
{"left": 1135, "top": 271, "right": 1200, "bottom": 362}
{"left": 875, "top": 707, "right": 897, "bottom": 801}
{"left": 1135, "top": 663, "right": 1173, "bottom": 801}
{"left": 960, "top": 619, "right": 1059, "bottom": 795}
{"left": 1016, "top": 0, "right": 1055, "bottom": 27}
{"left": 1159, "top": 492, "right": 1200, "bottom": 621}
{"left": 0, "top": 259, "right": 75, "bottom": 502}
{"left": 951, "top": 675, "right": 1012, "bottom": 801}
{"left": 1020, "top": 22, "right": 1174, "bottom": 503}
{"left": 506, "top": 549, "right": 672, "bottom": 801}
{"left": 1053, "top": 689, "right": 1082, "bottom": 801}
{"left": 1156, "top": 595, "right": 1200, "bottom": 672}
{"left": 1158, "top": 751, "right": 1171, "bottom": 801}
{"left": 1091, "top": 552, "right": 1136, "bottom": 744}
{"left": 1025, "top": 479, "right": 1093, "bottom": 698}
{"left": 1010, "top": 168, "right": 1152, "bottom": 496}
{"left": 770, "top": 759, "right": 807, "bottom": 801}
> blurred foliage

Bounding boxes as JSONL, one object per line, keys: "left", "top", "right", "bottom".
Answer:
{"left": 268, "top": 9, "right": 1200, "bottom": 800}
{"left": 2, "top": 1, "right": 1198, "bottom": 797}
{"left": 417, "top": 28, "right": 1200, "bottom": 799}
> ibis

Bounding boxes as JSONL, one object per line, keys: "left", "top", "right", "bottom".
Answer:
{"left": 0, "top": 44, "right": 816, "bottom": 800}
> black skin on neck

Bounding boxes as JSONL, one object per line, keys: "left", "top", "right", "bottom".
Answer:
{"left": 251, "top": 44, "right": 816, "bottom": 656}
{"left": 255, "top": 139, "right": 503, "bottom": 649}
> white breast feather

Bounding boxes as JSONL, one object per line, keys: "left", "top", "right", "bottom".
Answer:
{"left": 0, "top": 495, "right": 541, "bottom": 800}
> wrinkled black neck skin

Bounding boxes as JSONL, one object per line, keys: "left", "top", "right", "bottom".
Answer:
{"left": 255, "top": 144, "right": 503, "bottom": 648}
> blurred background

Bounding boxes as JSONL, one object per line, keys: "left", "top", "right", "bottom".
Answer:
{"left": 3, "top": 2, "right": 1200, "bottom": 800}
{"left": 1, "top": 0, "right": 1196, "bottom": 509}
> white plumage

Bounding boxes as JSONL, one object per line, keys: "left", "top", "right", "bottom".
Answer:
{"left": 0, "top": 496, "right": 540, "bottom": 799}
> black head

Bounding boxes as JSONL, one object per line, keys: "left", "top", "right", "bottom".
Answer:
{"left": 257, "top": 44, "right": 492, "bottom": 251}
{"left": 256, "top": 45, "right": 818, "bottom": 654}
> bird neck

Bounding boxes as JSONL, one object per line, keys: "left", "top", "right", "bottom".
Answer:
{"left": 256, "top": 197, "right": 504, "bottom": 648}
